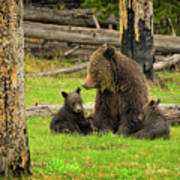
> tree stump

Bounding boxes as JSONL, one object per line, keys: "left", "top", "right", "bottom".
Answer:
{"left": 120, "top": 0, "right": 154, "bottom": 80}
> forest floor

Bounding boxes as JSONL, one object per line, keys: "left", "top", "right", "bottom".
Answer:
{"left": 7, "top": 56, "right": 180, "bottom": 180}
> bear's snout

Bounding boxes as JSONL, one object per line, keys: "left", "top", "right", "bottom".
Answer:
{"left": 82, "top": 83, "right": 89, "bottom": 89}
{"left": 74, "top": 104, "right": 83, "bottom": 113}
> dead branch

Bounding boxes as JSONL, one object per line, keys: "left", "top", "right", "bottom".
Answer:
{"left": 27, "top": 62, "right": 89, "bottom": 77}
{"left": 64, "top": 45, "right": 80, "bottom": 57}
{"left": 167, "top": 18, "right": 176, "bottom": 37}
{"left": 92, "top": 15, "right": 100, "bottom": 29}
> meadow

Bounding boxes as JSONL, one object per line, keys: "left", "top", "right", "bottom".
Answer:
{"left": 10, "top": 57, "right": 180, "bottom": 179}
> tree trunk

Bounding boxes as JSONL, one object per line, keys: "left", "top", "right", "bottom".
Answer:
{"left": 120, "top": 0, "right": 154, "bottom": 80}
{"left": 0, "top": 0, "right": 31, "bottom": 177}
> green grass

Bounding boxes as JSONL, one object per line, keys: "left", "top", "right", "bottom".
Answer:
{"left": 149, "top": 72, "right": 180, "bottom": 104}
{"left": 25, "top": 71, "right": 180, "bottom": 107}
{"left": 28, "top": 117, "right": 180, "bottom": 180}
{"left": 22, "top": 58, "right": 180, "bottom": 179}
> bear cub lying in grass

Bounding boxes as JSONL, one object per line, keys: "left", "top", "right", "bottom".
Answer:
{"left": 50, "top": 87, "right": 93, "bottom": 135}
{"left": 133, "top": 99, "right": 170, "bottom": 140}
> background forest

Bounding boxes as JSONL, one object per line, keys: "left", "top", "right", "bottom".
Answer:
{"left": 82, "top": 0, "right": 180, "bottom": 35}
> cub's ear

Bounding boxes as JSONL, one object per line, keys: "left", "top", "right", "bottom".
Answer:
{"left": 103, "top": 46, "right": 115, "bottom": 60}
{"left": 156, "top": 99, "right": 161, "bottom": 105}
{"left": 76, "top": 87, "right": 81, "bottom": 94}
{"left": 61, "top": 91, "right": 68, "bottom": 98}
{"left": 149, "top": 100, "right": 155, "bottom": 106}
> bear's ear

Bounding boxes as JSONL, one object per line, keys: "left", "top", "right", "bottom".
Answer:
{"left": 61, "top": 91, "right": 68, "bottom": 98}
{"left": 103, "top": 47, "right": 115, "bottom": 60}
{"left": 149, "top": 100, "right": 155, "bottom": 106}
{"left": 76, "top": 87, "right": 81, "bottom": 94}
{"left": 156, "top": 99, "right": 161, "bottom": 105}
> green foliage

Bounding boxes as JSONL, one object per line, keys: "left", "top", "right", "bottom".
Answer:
{"left": 82, "top": 0, "right": 118, "bottom": 19}
{"left": 154, "top": 0, "right": 180, "bottom": 35}
{"left": 82, "top": 0, "right": 180, "bottom": 35}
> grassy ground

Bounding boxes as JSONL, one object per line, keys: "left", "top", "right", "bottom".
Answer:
{"left": 11, "top": 57, "right": 180, "bottom": 179}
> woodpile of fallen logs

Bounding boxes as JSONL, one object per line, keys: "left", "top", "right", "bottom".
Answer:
{"left": 23, "top": 6, "right": 180, "bottom": 72}
{"left": 24, "top": 21, "right": 180, "bottom": 54}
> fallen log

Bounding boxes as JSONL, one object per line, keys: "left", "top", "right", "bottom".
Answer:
{"left": 24, "top": 7, "right": 117, "bottom": 28}
{"left": 24, "top": 22, "right": 119, "bottom": 46}
{"left": 23, "top": 22, "right": 180, "bottom": 54}
{"left": 166, "top": 112, "right": 180, "bottom": 126}
{"left": 154, "top": 54, "right": 180, "bottom": 71}
{"left": 26, "top": 103, "right": 180, "bottom": 125}
{"left": 154, "top": 35, "right": 180, "bottom": 54}
{"left": 26, "top": 102, "right": 94, "bottom": 118}
{"left": 27, "top": 62, "right": 89, "bottom": 77}
{"left": 24, "top": 7, "right": 95, "bottom": 27}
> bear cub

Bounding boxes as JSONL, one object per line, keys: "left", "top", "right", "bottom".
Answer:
{"left": 134, "top": 99, "right": 170, "bottom": 139}
{"left": 50, "top": 87, "right": 93, "bottom": 135}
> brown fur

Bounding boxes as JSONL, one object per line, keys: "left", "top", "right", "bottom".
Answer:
{"left": 83, "top": 46, "right": 149, "bottom": 136}
{"left": 133, "top": 99, "right": 170, "bottom": 139}
{"left": 50, "top": 88, "right": 93, "bottom": 135}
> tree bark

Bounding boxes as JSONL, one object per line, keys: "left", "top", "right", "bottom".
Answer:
{"left": 0, "top": 0, "right": 31, "bottom": 177}
{"left": 120, "top": 0, "right": 154, "bottom": 80}
{"left": 23, "top": 22, "right": 180, "bottom": 54}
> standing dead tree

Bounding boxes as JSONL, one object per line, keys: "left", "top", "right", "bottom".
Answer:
{"left": 0, "top": 0, "right": 31, "bottom": 177}
{"left": 120, "top": 0, "right": 154, "bottom": 80}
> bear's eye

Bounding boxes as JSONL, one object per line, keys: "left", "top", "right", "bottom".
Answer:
{"left": 72, "top": 102, "right": 76, "bottom": 106}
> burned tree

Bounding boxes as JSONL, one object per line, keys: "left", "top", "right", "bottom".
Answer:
{"left": 0, "top": 0, "right": 31, "bottom": 177}
{"left": 119, "top": 0, "right": 154, "bottom": 80}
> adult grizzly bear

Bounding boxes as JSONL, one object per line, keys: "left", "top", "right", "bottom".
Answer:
{"left": 83, "top": 46, "right": 149, "bottom": 136}
{"left": 133, "top": 99, "right": 170, "bottom": 139}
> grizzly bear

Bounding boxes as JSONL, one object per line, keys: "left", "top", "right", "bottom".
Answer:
{"left": 133, "top": 99, "right": 170, "bottom": 139}
{"left": 83, "top": 46, "right": 149, "bottom": 136}
{"left": 50, "top": 87, "right": 93, "bottom": 135}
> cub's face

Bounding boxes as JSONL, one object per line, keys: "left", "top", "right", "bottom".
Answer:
{"left": 62, "top": 87, "right": 84, "bottom": 114}
{"left": 138, "top": 99, "right": 161, "bottom": 121}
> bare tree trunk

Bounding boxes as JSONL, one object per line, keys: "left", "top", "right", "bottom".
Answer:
{"left": 0, "top": 0, "right": 31, "bottom": 177}
{"left": 120, "top": 0, "right": 154, "bottom": 80}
